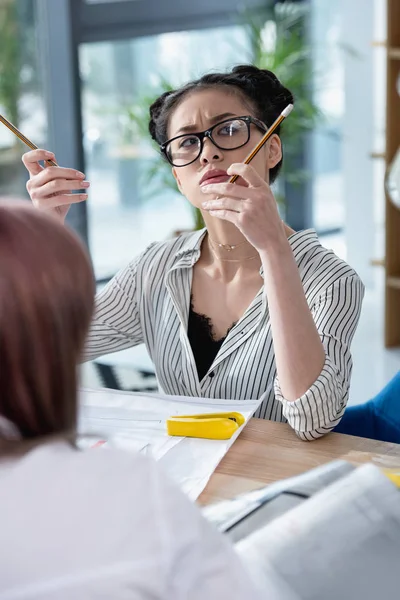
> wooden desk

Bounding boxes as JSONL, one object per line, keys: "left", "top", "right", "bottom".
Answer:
{"left": 199, "top": 419, "right": 400, "bottom": 505}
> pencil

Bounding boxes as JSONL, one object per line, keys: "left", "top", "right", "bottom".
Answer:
{"left": 0, "top": 113, "right": 58, "bottom": 167}
{"left": 229, "top": 104, "right": 293, "bottom": 184}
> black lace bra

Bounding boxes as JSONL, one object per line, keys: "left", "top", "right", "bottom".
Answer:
{"left": 187, "top": 296, "right": 236, "bottom": 381}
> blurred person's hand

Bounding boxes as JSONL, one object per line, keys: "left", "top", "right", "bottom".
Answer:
{"left": 22, "top": 149, "right": 90, "bottom": 221}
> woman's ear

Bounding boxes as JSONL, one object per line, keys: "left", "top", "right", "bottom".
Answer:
{"left": 172, "top": 168, "right": 184, "bottom": 194}
{"left": 267, "top": 134, "right": 282, "bottom": 169}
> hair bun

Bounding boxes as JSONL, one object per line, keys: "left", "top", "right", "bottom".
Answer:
{"left": 232, "top": 65, "right": 279, "bottom": 87}
{"left": 231, "top": 65, "right": 292, "bottom": 109}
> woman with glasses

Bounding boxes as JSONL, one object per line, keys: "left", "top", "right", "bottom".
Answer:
{"left": 22, "top": 64, "right": 364, "bottom": 440}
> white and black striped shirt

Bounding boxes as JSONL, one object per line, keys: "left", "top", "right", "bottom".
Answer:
{"left": 85, "top": 229, "right": 364, "bottom": 440}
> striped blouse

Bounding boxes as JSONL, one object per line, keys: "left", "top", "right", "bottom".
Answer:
{"left": 85, "top": 228, "right": 364, "bottom": 441}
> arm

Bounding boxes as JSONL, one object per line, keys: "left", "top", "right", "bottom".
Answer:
{"left": 21, "top": 148, "right": 153, "bottom": 363}
{"left": 272, "top": 272, "right": 364, "bottom": 439}
{"left": 21, "top": 148, "right": 146, "bottom": 363}
{"left": 201, "top": 161, "right": 327, "bottom": 400}
{"left": 260, "top": 239, "right": 326, "bottom": 402}
{"left": 83, "top": 249, "right": 151, "bottom": 362}
{"left": 200, "top": 162, "right": 364, "bottom": 439}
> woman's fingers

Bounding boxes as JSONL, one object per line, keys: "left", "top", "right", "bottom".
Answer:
{"left": 227, "top": 163, "right": 266, "bottom": 187}
{"left": 32, "top": 193, "right": 89, "bottom": 209}
{"left": 32, "top": 165, "right": 85, "bottom": 186}
{"left": 21, "top": 149, "right": 89, "bottom": 221}
{"left": 201, "top": 182, "right": 251, "bottom": 199}
{"left": 29, "top": 179, "right": 90, "bottom": 210}
{"left": 22, "top": 149, "right": 55, "bottom": 176}
{"left": 207, "top": 209, "right": 238, "bottom": 225}
{"left": 36, "top": 177, "right": 89, "bottom": 199}
{"left": 202, "top": 197, "right": 243, "bottom": 212}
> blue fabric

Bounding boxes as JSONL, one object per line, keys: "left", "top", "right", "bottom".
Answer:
{"left": 334, "top": 371, "right": 400, "bottom": 443}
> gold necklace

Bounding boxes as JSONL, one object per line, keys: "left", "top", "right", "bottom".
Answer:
{"left": 208, "top": 235, "right": 248, "bottom": 252}
{"left": 209, "top": 240, "right": 259, "bottom": 262}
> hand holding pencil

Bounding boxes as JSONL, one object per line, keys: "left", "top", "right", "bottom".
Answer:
{"left": 0, "top": 114, "right": 90, "bottom": 221}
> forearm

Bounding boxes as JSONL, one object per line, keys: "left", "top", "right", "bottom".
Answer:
{"left": 260, "top": 239, "right": 325, "bottom": 401}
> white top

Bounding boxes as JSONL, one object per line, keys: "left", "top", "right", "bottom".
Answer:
{"left": 0, "top": 442, "right": 260, "bottom": 599}
{"left": 85, "top": 228, "right": 364, "bottom": 440}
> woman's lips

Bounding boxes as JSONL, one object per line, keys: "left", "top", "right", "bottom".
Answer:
{"left": 200, "top": 174, "right": 230, "bottom": 186}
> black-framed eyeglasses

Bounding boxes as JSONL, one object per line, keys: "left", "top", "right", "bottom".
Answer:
{"left": 160, "top": 115, "right": 267, "bottom": 167}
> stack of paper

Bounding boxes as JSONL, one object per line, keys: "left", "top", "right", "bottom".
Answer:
{"left": 79, "top": 388, "right": 262, "bottom": 500}
{"left": 235, "top": 464, "right": 400, "bottom": 600}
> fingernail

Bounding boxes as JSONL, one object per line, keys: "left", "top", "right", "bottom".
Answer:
{"left": 80, "top": 194, "right": 88, "bottom": 199}
{"left": 45, "top": 151, "right": 54, "bottom": 158}
{"left": 81, "top": 181, "right": 90, "bottom": 188}
{"left": 202, "top": 202, "right": 209, "bottom": 208}
{"left": 76, "top": 171, "right": 85, "bottom": 178}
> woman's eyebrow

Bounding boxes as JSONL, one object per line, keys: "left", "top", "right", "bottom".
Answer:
{"left": 175, "top": 112, "right": 237, "bottom": 135}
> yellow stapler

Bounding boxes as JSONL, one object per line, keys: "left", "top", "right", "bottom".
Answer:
{"left": 166, "top": 412, "right": 245, "bottom": 440}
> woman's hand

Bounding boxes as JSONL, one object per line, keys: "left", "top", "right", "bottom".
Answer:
{"left": 201, "top": 163, "right": 286, "bottom": 253}
{"left": 22, "top": 149, "right": 90, "bottom": 222}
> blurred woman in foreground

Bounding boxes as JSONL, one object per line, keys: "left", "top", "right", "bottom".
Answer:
{"left": 0, "top": 202, "right": 260, "bottom": 599}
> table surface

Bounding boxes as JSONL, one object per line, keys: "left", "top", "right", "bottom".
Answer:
{"left": 198, "top": 418, "right": 400, "bottom": 505}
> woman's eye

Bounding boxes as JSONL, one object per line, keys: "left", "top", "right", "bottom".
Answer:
{"left": 218, "top": 122, "right": 241, "bottom": 136}
{"left": 180, "top": 136, "right": 198, "bottom": 149}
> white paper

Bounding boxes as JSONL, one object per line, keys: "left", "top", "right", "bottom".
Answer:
{"left": 79, "top": 387, "right": 262, "bottom": 500}
{"left": 236, "top": 464, "right": 400, "bottom": 600}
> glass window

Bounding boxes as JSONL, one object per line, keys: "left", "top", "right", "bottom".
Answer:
{"left": 310, "top": 1, "right": 345, "bottom": 233}
{"left": 80, "top": 26, "right": 249, "bottom": 280}
{"left": 85, "top": 0, "right": 134, "bottom": 3}
{"left": 0, "top": 0, "right": 47, "bottom": 201}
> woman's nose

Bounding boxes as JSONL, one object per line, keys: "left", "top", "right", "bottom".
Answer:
{"left": 200, "top": 137, "right": 223, "bottom": 164}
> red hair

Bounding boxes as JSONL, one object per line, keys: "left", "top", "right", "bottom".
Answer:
{"left": 0, "top": 201, "right": 94, "bottom": 439}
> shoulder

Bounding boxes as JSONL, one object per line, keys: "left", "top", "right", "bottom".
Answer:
{"left": 125, "top": 229, "right": 206, "bottom": 276}
{"left": 22, "top": 441, "right": 163, "bottom": 492}
{"left": 21, "top": 441, "right": 200, "bottom": 530}
{"left": 290, "top": 229, "right": 364, "bottom": 294}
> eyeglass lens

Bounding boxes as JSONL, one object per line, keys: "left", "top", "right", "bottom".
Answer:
{"left": 166, "top": 118, "right": 249, "bottom": 166}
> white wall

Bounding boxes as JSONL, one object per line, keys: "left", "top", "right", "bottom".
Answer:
{"left": 341, "top": 0, "right": 375, "bottom": 287}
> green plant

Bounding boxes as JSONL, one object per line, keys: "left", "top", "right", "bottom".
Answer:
{"left": 123, "top": 1, "right": 322, "bottom": 229}
{"left": 240, "top": 2, "right": 322, "bottom": 192}
{"left": 0, "top": 0, "right": 41, "bottom": 139}
{"left": 0, "top": 0, "right": 20, "bottom": 129}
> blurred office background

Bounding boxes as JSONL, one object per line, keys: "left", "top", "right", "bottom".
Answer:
{"left": 0, "top": 0, "right": 399, "bottom": 403}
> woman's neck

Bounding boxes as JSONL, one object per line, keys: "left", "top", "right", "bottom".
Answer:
{"left": 202, "top": 214, "right": 255, "bottom": 260}
{"left": 200, "top": 212, "right": 295, "bottom": 276}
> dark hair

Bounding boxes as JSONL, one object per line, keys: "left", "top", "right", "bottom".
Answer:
{"left": 149, "top": 64, "right": 294, "bottom": 183}
{"left": 0, "top": 201, "right": 95, "bottom": 441}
